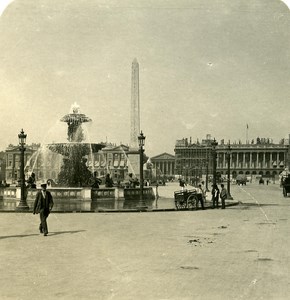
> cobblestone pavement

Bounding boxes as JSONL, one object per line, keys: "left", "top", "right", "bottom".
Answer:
{"left": 0, "top": 182, "right": 289, "bottom": 300}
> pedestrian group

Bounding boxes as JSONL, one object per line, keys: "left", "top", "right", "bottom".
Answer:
{"left": 179, "top": 178, "right": 229, "bottom": 210}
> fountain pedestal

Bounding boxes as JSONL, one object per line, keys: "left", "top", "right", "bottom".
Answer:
{"left": 127, "top": 150, "right": 140, "bottom": 177}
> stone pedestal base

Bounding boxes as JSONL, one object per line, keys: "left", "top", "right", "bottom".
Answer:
{"left": 127, "top": 150, "right": 140, "bottom": 177}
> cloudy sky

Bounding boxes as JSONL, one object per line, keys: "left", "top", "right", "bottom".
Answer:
{"left": 0, "top": 0, "right": 289, "bottom": 157}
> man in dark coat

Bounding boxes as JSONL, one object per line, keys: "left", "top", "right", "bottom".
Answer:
{"left": 220, "top": 184, "right": 228, "bottom": 209}
{"left": 33, "top": 183, "right": 54, "bottom": 236}
{"left": 211, "top": 184, "right": 220, "bottom": 209}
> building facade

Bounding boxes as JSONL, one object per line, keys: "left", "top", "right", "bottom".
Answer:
{"left": 91, "top": 144, "right": 130, "bottom": 182}
{"left": 5, "top": 143, "right": 64, "bottom": 185}
{"left": 0, "top": 151, "right": 6, "bottom": 183}
{"left": 174, "top": 135, "right": 290, "bottom": 182}
{"left": 217, "top": 140, "right": 288, "bottom": 179}
{"left": 5, "top": 144, "right": 39, "bottom": 184}
{"left": 150, "top": 153, "right": 176, "bottom": 179}
{"left": 174, "top": 136, "right": 213, "bottom": 183}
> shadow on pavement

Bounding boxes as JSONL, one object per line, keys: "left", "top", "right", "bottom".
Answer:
{"left": 240, "top": 203, "right": 279, "bottom": 207}
{"left": 49, "top": 230, "right": 86, "bottom": 236}
{"left": 0, "top": 234, "right": 39, "bottom": 240}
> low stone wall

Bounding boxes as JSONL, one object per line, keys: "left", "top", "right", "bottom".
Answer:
{"left": 91, "top": 188, "right": 124, "bottom": 210}
{"left": 0, "top": 187, "right": 18, "bottom": 211}
{"left": 91, "top": 187, "right": 155, "bottom": 211}
{"left": 28, "top": 188, "right": 91, "bottom": 212}
{"left": 0, "top": 186, "right": 157, "bottom": 212}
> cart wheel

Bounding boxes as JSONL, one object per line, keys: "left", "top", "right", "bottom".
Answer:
{"left": 283, "top": 187, "right": 287, "bottom": 197}
{"left": 187, "top": 194, "right": 197, "bottom": 210}
{"left": 175, "top": 200, "right": 187, "bottom": 210}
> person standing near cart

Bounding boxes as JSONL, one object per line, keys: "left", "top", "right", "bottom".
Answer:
{"left": 196, "top": 184, "right": 205, "bottom": 210}
{"left": 33, "top": 183, "right": 54, "bottom": 236}
{"left": 179, "top": 178, "right": 187, "bottom": 191}
{"left": 211, "top": 184, "right": 220, "bottom": 209}
{"left": 220, "top": 184, "right": 228, "bottom": 209}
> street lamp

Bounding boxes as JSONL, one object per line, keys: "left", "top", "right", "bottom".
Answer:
{"left": 227, "top": 141, "right": 233, "bottom": 200}
{"left": 205, "top": 148, "right": 209, "bottom": 191}
{"left": 137, "top": 131, "right": 147, "bottom": 210}
{"left": 211, "top": 138, "right": 218, "bottom": 186}
{"left": 16, "top": 129, "right": 29, "bottom": 211}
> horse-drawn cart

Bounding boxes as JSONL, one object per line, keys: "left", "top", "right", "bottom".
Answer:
{"left": 174, "top": 189, "right": 198, "bottom": 210}
{"left": 282, "top": 175, "right": 290, "bottom": 197}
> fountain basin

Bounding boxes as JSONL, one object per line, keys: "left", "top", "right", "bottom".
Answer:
{"left": 0, "top": 186, "right": 156, "bottom": 212}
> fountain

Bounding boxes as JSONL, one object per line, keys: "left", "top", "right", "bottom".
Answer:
{"left": 47, "top": 102, "right": 105, "bottom": 187}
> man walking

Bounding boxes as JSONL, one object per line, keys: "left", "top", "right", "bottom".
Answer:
{"left": 33, "top": 183, "right": 54, "bottom": 236}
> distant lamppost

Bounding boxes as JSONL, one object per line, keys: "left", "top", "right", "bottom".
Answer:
{"left": 137, "top": 131, "right": 147, "bottom": 210}
{"left": 205, "top": 149, "right": 209, "bottom": 191}
{"left": 227, "top": 141, "right": 233, "bottom": 200}
{"left": 16, "top": 129, "right": 29, "bottom": 211}
{"left": 212, "top": 138, "right": 218, "bottom": 186}
{"left": 205, "top": 160, "right": 209, "bottom": 191}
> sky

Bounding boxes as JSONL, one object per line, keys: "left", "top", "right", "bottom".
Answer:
{"left": 0, "top": 0, "right": 289, "bottom": 157}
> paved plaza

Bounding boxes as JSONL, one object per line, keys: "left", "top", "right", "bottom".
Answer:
{"left": 1, "top": 182, "right": 290, "bottom": 300}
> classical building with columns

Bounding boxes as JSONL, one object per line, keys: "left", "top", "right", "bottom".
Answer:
{"left": 217, "top": 140, "right": 288, "bottom": 179}
{"left": 174, "top": 135, "right": 290, "bottom": 182}
{"left": 150, "top": 153, "right": 175, "bottom": 178}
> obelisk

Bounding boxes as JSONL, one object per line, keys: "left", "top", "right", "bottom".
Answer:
{"left": 130, "top": 58, "right": 140, "bottom": 149}
{"left": 128, "top": 58, "right": 141, "bottom": 176}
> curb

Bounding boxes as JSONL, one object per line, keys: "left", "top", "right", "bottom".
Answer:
{"left": 0, "top": 201, "right": 240, "bottom": 213}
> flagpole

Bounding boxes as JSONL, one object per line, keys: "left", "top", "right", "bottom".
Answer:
{"left": 246, "top": 124, "right": 249, "bottom": 144}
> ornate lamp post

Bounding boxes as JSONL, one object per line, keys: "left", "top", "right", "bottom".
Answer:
{"left": 212, "top": 138, "right": 218, "bottom": 186}
{"left": 137, "top": 131, "right": 147, "bottom": 210}
{"left": 16, "top": 129, "right": 29, "bottom": 211}
{"left": 227, "top": 141, "right": 233, "bottom": 199}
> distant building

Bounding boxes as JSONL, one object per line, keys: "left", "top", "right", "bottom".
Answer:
{"left": 174, "top": 135, "right": 213, "bottom": 183}
{"left": 217, "top": 138, "right": 289, "bottom": 179}
{"left": 91, "top": 144, "right": 130, "bottom": 182}
{"left": 150, "top": 153, "right": 175, "bottom": 179}
{"left": 5, "top": 144, "right": 40, "bottom": 185}
{"left": 174, "top": 134, "right": 290, "bottom": 182}
{"left": 4, "top": 143, "right": 62, "bottom": 185}
{"left": 0, "top": 151, "right": 6, "bottom": 183}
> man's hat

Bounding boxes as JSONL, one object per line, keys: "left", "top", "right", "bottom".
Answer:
{"left": 40, "top": 183, "right": 47, "bottom": 188}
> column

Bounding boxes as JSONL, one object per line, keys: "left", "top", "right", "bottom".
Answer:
{"left": 223, "top": 152, "right": 226, "bottom": 169}
{"left": 216, "top": 153, "right": 219, "bottom": 169}
{"left": 250, "top": 152, "right": 252, "bottom": 169}
{"left": 243, "top": 152, "right": 245, "bottom": 169}
{"left": 263, "top": 152, "right": 266, "bottom": 168}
